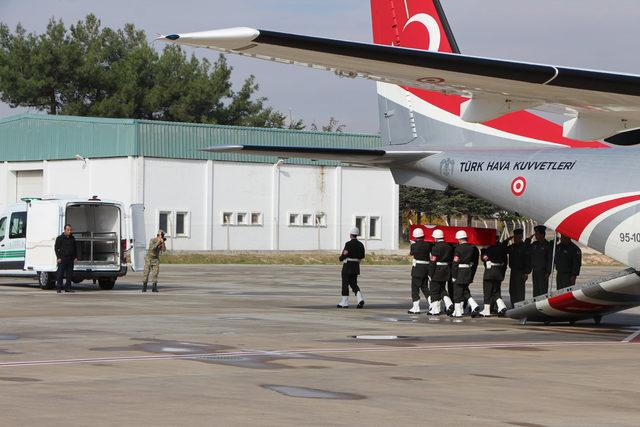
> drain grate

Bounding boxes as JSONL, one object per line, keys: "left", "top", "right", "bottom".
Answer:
{"left": 189, "top": 355, "right": 248, "bottom": 361}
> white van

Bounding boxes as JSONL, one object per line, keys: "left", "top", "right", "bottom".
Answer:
{"left": 0, "top": 196, "right": 146, "bottom": 290}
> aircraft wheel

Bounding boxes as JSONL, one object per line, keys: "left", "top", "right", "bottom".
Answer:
{"left": 569, "top": 320, "right": 576, "bottom": 326}
{"left": 594, "top": 315, "right": 602, "bottom": 325}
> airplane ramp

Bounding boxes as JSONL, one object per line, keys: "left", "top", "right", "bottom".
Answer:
{"left": 507, "top": 268, "right": 640, "bottom": 324}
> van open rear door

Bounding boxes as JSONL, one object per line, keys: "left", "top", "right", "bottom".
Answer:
{"left": 25, "top": 200, "right": 61, "bottom": 272}
{"left": 129, "top": 204, "right": 147, "bottom": 272}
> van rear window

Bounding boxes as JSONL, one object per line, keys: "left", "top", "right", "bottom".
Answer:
{"left": 9, "top": 212, "right": 27, "bottom": 239}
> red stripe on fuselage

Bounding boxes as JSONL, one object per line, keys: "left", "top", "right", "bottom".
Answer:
{"left": 547, "top": 292, "right": 616, "bottom": 314}
{"left": 556, "top": 195, "right": 640, "bottom": 240}
{"left": 405, "top": 88, "right": 607, "bottom": 148}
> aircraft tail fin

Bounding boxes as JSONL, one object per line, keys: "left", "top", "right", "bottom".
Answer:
{"left": 370, "top": 0, "right": 459, "bottom": 53}
{"left": 370, "top": 0, "right": 598, "bottom": 150}
{"left": 371, "top": 0, "right": 463, "bottom": 147}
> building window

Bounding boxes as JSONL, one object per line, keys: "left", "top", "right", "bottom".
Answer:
{"left": 302, "top": 214, "right": 313, "bottom": 227}
{"left": 158, "top": 211, "right": 171, "bottom": 235}
{"left": 222, "top": 212, "right": 233, "bottom": 225}
{"left": 176, "top": 212, "right": 189, "bottom": 236}
{"left": 315, "top": 213, "right": 326, "bottom": 227}
{"left": 369, "top": 216, "right": 381, "bottom": 239}
{"left": 289, "top": 213, "right": 299, "bottom": 226}
{"left": 251, "top": 212, "right": 263, "bottom": 226}
{"left": 355, "top": 216, "right": 365, "bottom": 237}
{"left": 236, "top": 212, "right": 248, "bottom": 225}
{"left": 8, "top": 212, "right": 26, "bottom": 239}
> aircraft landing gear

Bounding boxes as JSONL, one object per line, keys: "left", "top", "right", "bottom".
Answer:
{"left": 594, "top": 315, "right": 602, "bottom": 325}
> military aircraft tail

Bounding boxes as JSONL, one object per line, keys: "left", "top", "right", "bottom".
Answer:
{"left": 370, "top": 0, "right": 604, "bottom": 150}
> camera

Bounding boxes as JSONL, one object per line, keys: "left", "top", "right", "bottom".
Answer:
{"left": 159, "top": 231, "right": 166, "bottom": 242}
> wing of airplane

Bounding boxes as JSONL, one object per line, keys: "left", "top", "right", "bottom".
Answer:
{"left": 204, "top": 145, "right": 437, "bottom": 165}
{"left": 160, "top": 28, "right": 640, "bottom": 141}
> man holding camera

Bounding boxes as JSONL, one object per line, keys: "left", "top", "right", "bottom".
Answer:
{"left": 142, "top": 230, "right": 166, "bottom": 293}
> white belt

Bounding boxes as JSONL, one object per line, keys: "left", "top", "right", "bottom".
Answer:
{"left": 458, "top": 264, "right": 473, "bottom": 268}
{"left": 344, "top": 258, "right": 361, "bottom": 263}
{"left": 436, "top": 262, "right": 449, "bottom": 266}
{"left": 486, "top": 261, "right": 503, "bottom": 269}
{"left": 412, "top": 259, "right": 429, "bottom": 267}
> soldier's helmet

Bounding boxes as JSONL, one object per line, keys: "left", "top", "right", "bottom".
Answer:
{"left": 350, "top": 227, "right": 360, "bottom": 236}
{"left": 432, "top": 229, "right": 444, "bottom": 239}
{"left": 412, "top": 228, "right": 425, "bottom": 238}
{"left": 455, "top": 230, "right": 468, "bottom": 240}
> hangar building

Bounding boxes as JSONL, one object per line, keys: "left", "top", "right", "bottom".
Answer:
{"left": 0, "top": 114, "right": 399, "bottom": 251}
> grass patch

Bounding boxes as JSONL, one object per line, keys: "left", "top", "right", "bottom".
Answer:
{"left": 161, "top": 252, "right": 411, "bottom": 265}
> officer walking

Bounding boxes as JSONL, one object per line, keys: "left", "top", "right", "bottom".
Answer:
{"left": 529, "top": 225, "right": 553, "bottom": 297}
{"left": 54, "top": 224, "right": 77, "bottom": 293}
{"left": 479, "top": 239, "right": 508, "bottom": 317}
{"left": 555, "top": 234, "right": 582, "bottom": 290}
{"left": 503, "top": 228, "right": 531, "bottom": 307}
{"left": 142, "top": 230, "right": 166, "bottom": 293}
{"left": 337, "top": 227, "right": 365, "bottom": 309}
{"left": 427, "top": 229, "right": 454, "bottom": 315}
{"left": 451, "top": 230, "right": 481, "bottom": 317}
{"left": 408, "top": 228, "right": 432, "bottom": 314}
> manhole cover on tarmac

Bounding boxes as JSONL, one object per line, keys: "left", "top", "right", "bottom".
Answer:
{"left": 261, "top": 385, "right": 366, "bottom": 400}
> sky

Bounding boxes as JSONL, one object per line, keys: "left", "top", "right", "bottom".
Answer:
{"left": 1, "top": 0, "right": 640, "bottom": 133}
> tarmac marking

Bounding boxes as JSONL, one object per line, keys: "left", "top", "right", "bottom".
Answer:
{"left": 0, "top": 340, "right": 627, "bottom": 368}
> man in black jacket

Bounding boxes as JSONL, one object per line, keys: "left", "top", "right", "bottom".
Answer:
{"left": 479, "top": 240, "right": 509, "bottom": 317}
{"left": 555, "top": 235, "right": 582, "bottom": 290}
{"left": 54, "top": 224, "right": 77, "bottom": 293}
{"left": 503, "top": 228, "right": 531, "bottom": 307}
{"left": 408, "top": 228, "right": 432, "bottom": 314}
{"left": 337, "top": 227, "right": 365, "bottom": 309}
{"left": 428, "top": 229, "right": 454, "bottom": 315}
{"left": 529, "top": 225, "right": 553, "bottom": 297}
{"left": 451, "top": 230, "right": 481, "bottom": 318}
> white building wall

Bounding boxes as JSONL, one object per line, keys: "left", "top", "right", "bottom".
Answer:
{"left": 341, "top": 167, "right": 398, "bottom": 251}
{"left": 143, "top": 158, "right": 207, "bottom": 251}
{"left": 0, "top": 157, "right": 399, "bottom": 251}
{"left": 277, "top": 164, "right": 337, "bottom": 251}
{"left": 211, "top": 162, "right": 272, "bottom": 251}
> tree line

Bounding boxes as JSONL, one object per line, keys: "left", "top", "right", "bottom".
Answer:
{"left": 0, "top": 14, "right": 346, "bottom": 129}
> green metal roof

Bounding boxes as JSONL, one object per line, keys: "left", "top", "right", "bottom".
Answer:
{"left": 0, "top": 113, "right": 382, "bottom": 165}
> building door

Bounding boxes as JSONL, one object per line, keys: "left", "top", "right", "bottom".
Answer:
{"left": 16, "top": 170, "right": 43, "bottom": 201}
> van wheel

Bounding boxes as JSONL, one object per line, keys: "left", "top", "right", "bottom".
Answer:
{"left": 98, "top": 278, "right": 116, "bottom": 290}
{"left": 38, "top": 271, "right": 56, "bottom": 290}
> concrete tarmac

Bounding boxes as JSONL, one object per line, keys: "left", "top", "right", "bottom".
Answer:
{"left": 0, "top": 265, "right": 638, "bottom": 426}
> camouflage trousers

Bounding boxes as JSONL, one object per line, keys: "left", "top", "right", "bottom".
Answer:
{"left": 143, "top": 259, "right": 160, "bottom": 283}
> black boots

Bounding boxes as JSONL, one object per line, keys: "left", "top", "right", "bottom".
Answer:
{"left": 143, "top": 282, "right": 158, "bottom": 292}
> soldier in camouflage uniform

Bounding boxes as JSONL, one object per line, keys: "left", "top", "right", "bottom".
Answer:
{"left": 142, "top": 230, "right": 166, "bottom": 293}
